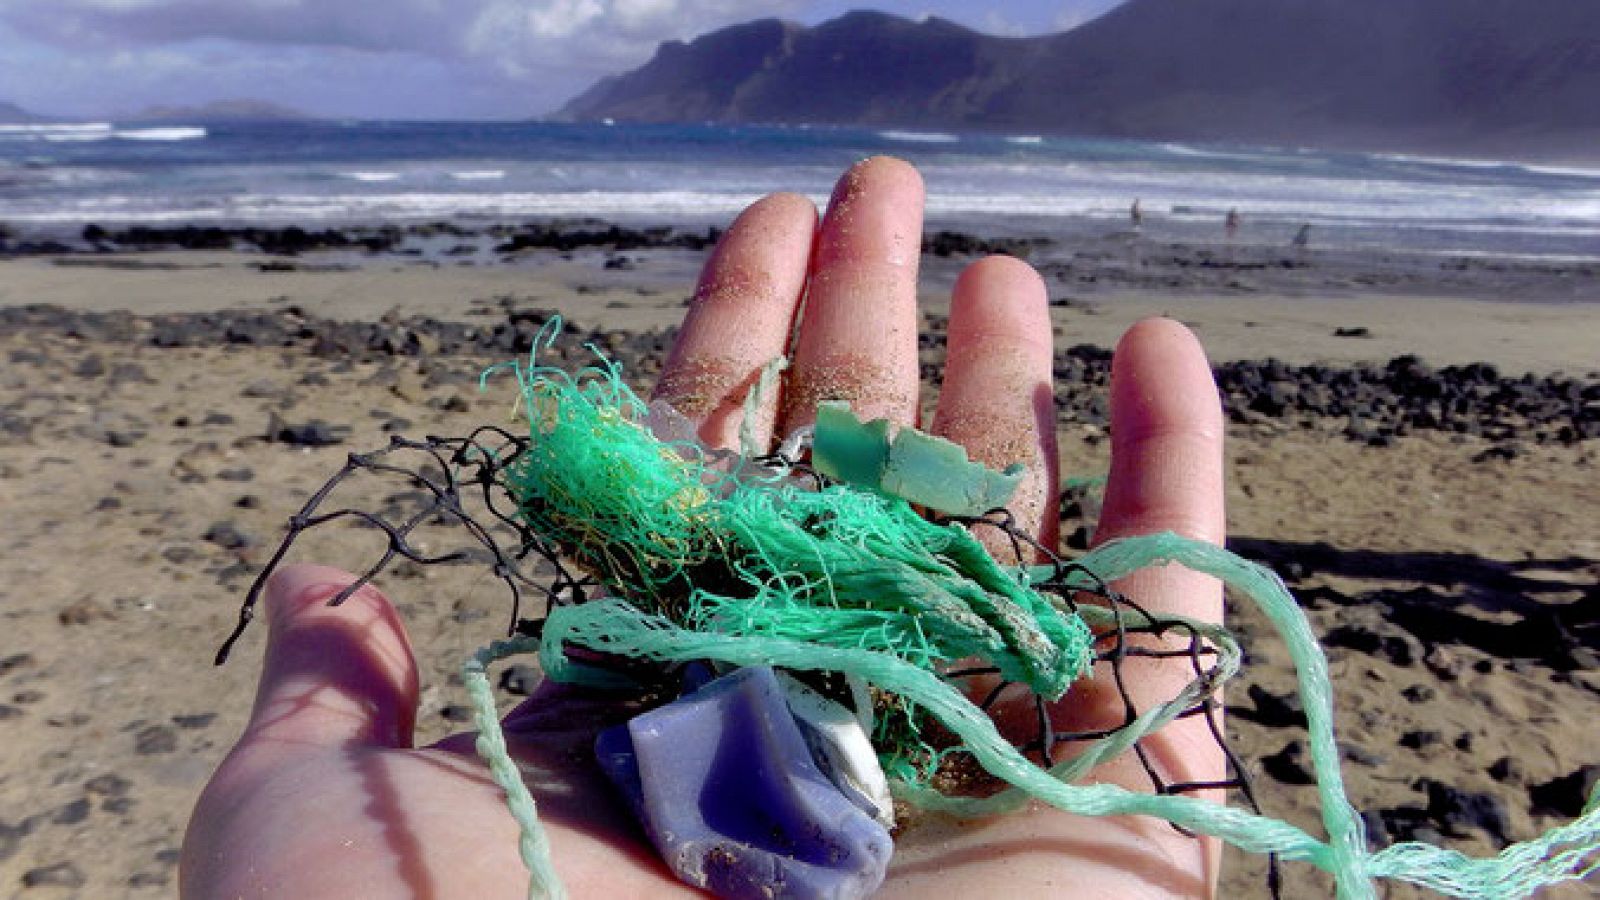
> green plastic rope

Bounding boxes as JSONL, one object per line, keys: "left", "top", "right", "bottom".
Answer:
{"left": 458, "top": 325, "right": 1599, "bottom": 898}
{"left": 465, "top": 639, "right": 564, "bottom": 900}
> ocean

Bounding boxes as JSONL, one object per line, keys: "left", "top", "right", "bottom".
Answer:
{"left": 2, "top": 120, "right": 1597, "bottom": 261}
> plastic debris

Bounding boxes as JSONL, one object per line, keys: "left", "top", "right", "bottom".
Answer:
{"left": 812, "top": 401, "right": 1024, "bottom": 516}
{"left": 595, "top": 666, "right": 894, "bottom": 900}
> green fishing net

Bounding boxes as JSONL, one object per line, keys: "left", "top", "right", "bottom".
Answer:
{"left": 220, "top": 320, "right": 1600, "bottom": 900}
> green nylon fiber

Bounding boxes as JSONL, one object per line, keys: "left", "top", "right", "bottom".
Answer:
{"left": 534, "top": 541, "right": 1599, "bottom": 900}
{"left": 490, "top": 320, "right": 1094, "bottom": 702}
{"left": 464, "top": 324, "right": 1598, "bottom": 898}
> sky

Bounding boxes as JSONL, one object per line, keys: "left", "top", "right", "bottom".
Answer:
{"left": 0, "top": 1, "right": 1126, "bottom": 120}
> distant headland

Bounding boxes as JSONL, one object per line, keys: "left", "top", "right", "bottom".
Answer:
{"left": 554, "top": 1, "right": 1600, "bottom": 162}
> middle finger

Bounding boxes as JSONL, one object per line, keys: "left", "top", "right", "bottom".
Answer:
{"left": 780, "top": 156, "right": 925, "bottom": 435}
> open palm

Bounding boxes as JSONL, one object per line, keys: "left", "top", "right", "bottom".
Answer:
{"left": 182, "top": 157, "right": 1227, "bottom": 899}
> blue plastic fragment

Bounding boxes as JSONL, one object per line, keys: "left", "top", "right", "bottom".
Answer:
{"left": 594, "top": 666, "right": 894, "bottom": 900}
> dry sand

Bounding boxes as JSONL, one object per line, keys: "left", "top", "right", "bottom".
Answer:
{"left": 0, "top": 244, "right": 1596, "bottom": 897}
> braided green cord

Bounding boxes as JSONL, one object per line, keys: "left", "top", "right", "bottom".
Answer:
{"left": 893, "top": 601, "right": 1241, "bottom": 818}
{"left": 527, "top": 537, "right": 1598, "bottom": 899}
{"left": 1056, "top": 535, "right": 1375, "bottom": 898}
{"left": 464, "top": 637, "right": 565, "bottom": 900}
{"left": 539, "top": 595, "right": 1337, "bottom": 863}
{"left": 461, "top": 326, "right": 1597, "bottom": 899}
{"left": 1366, "top": 785, "right": 1600, "bottom": 897}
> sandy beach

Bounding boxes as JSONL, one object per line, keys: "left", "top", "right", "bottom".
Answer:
{"left": 1, "top": 232, "right": 1596, "bottom": 897}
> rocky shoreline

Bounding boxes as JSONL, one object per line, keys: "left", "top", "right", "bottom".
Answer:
{"left": 5, "top": 301, "right": 1595, "bottom": 456}
{"left": 5, "top": 218, "right": 1597, "bottom": 306}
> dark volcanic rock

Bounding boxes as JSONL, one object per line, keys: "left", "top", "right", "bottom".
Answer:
{"left": 1487, "top": 756, "right": 1526, "bottom": 785}
{"left": 1236, "top": 683, "right": 1306, "bottom": 729}
{"left": 22, "top": 862, "right": 85, "bottom": 888}
{"left": 1322, "top": 623, "right": 1417, "bottom": 667}
{"left": 1419, "top": 778, "right": 1511, "bottom": 844}
{"left": 3, "top": 302, "right": 1595, "bottom": 456}
{"left": 0, "top": 653, "right": 34, "bottom": 679}
{"left": 134, "top": 724, "right": 178, "bottom": 755}
{"left": 267, "top": 415, "right": 349, "bottom": 447}
{"left": 51, "top": 798, "right": 90, "bottom": 826}
{"left": 1529, "top": 764, "right": 1600, "bottom": 819}
{"left": 1399, "top": 729, "right": 1443, "bottom": 750}
{"left": 84, "top": 774, "right": 131, "bottom": 798}
{"left": 499, "top": 664, "right": 542, "bottom": 696}
{"left": 201, "top": 521, "right": 253, "bottom": 550}
{"left": 1261, "top": 739, "right": 1316, "bottom": 785}
{"left": 0, "top": 819, "right": 33, "bottom": 864}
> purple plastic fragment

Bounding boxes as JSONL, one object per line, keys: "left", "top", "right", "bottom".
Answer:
{"left": 595, "top": 665, "right": 894, "bottom": 900}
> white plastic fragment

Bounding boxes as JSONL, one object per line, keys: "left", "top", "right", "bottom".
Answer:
{"left": 777, "top": 671, "right": 896, "bottom": 829}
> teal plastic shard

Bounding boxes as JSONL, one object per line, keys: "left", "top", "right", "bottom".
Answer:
{"left": 812, "top": 401, "right": 1024, "bottom": 516}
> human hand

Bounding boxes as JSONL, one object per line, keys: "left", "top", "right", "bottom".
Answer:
{"left": 182, "top": 157, "right": 1226, "bottom": 898}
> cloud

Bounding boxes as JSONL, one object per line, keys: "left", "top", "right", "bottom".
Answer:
{"left": 0, "top": 1, "right": 1125, "bottom": 117}
{"left": 464, "top": 0, "right": 800, "bottom": 76}
{"left": 0, "top": 0, "right": 816, "bottom": 115}
{"left": 1052, "top": 0, "right": 1123, "bottom": 31}
{"left": 0, "top": 0, "right": 803, "bottom": 79}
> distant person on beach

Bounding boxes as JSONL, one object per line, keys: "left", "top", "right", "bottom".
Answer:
{"left": 1225, "top": 208, "right": 1240, "bottom": 240}
{"left": 1130, "top": 197, "right": 1144, "bottom": 230}
{"left": 182, "top": 157, "right": 1226, "bottom": 898}
{"left": 1292, "top": 223, "right": 1312, "bottom": 250}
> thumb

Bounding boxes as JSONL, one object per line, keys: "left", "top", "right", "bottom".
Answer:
{"left": 242, "top": 564, "right": 419, "bottom": 749}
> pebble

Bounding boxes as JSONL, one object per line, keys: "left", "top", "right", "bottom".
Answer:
{"left": 268, "top": 415, "right": 348, "bottom": 447}
{"left": 1240, "top": 683, "right": 1306, "bottom": 729}
{"left": 1399, "top": 729, "right": 1443, "bottom": 750}
{"left": 1487, "top": 756, "right": 1526, "bottom": 785}
{"left": 498, "top": 664, "right": 542, "bottom": 696}
{"left": 1399, "top": 683, "right": 1436, "bottom": 703}
{"left": 0, "top": 653, "right": 33, "bottom": 678}
{"left": 22, "top": 862, "right": 85, "bottom": 889}
{"left": 1322, "top": 623, "right": 1418, "bottom": 667}
{"left": 74, "top": 355, "right": 106, "bottom": 378}
{"left": 201, "top": 521, "right": 253, "bottom": 550}
{"left": 134, "top": 725, "right": 178, "bottom": 755}
{"left": 1419, "top": 778, "right": 1511, "bottom": 843}
{"left": 51, "top": 798, "right": 89, "bottom": 826}
{"left": 85, "top": 774, "right": 131, "bottom": 797}
{"left": 1529, "top": 764, "right": 1600, "bottom": 818}
{"left": 1261, "top": 739, "right": 1317, "bottom": 785}
{"left": 0, "top": 820, "right": 33, "bottom": 864}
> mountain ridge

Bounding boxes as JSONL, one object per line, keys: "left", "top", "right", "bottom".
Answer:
{"left": 0, "top": 100, "right": 49, "bottom": 123}
{"left": 555, "top": 1, "right": 1600, "bottom": 160}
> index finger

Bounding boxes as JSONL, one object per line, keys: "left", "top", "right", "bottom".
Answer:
{"left": 652, "top": 191, "right": 816, "bottom": 450}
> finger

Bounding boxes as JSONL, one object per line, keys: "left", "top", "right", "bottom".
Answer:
{"left": 1070, "top": 317, "right": 1227, "bottom": 784}
{"left": 780, "top": 156, "right": 924, "bottom": 433}
{"left": 653, "top": 191, "right": 816, "bottom": 450}
{"left": 1098, "top": 318, "right": 1226, "bottom": 557}
{"left": 241, "top": 564, "right": 419, "bottom": 750}
{"left": 930, "top": 255, "right": 1059, "bottom": 561}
